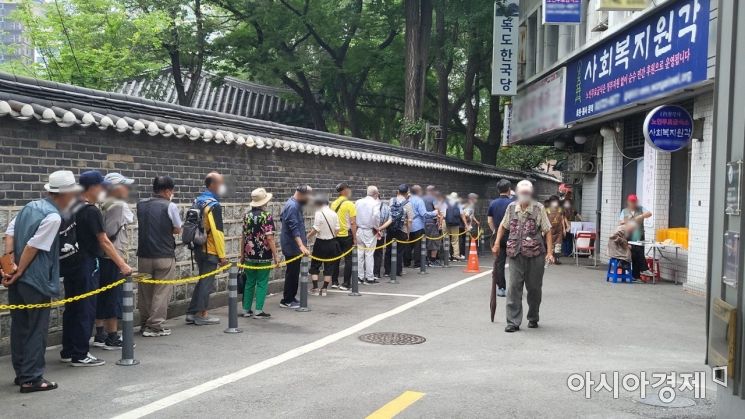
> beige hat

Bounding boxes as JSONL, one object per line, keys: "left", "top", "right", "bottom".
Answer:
{"left": 250, "top": 188, "right": 273, "bottom": 207}
{"left": 44, "top": 170, "right": 83, "bottom": 193}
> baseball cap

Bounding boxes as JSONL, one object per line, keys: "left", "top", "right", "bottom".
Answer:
{"left": 627, "top": 194, "right": 638, "bottom": 202}
{"left": 104, "top": 172, "right": 135, "bottom": 186}
{"left": 79, "top": 170, "right": 110, "bottom": 187}
{"left": 335, "top": 182, "right": 350, "bottom": 193}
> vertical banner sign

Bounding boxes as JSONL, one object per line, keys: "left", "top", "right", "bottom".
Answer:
{"left": 502, "top": 104, "right": 512, "bottom": 146}
{"left": 492, "top": 0, "right": 520, "bottom": 96}
{"left": 565, "top": 0, "right": 710, "bottom": 123}
{"left": 543, "top": 0, "right": 582, "bottom": 25}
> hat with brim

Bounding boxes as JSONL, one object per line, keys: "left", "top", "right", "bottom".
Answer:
{"left": 250, "top": 188, "right": 273, "bottom": 207}
{"left": 447, "top": 192, "right": 460, "bottom": 200}
{"left": 44, "top": 170, "right": 83, "bottom": 193}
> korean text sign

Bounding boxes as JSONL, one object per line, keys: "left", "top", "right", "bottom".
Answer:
{"left": 565, "top": 0, "right": 709, "bottom": 123}
{"left": 643, "top": 105, "right": 693, "bottom": 152}
{"left": 544, "top": 0, "right": 582, "bottom": 25}
{"left": 492, "top": 0, "right": 520, "bottom": 96}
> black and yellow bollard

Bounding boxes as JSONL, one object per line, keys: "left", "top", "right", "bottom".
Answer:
{"left": 224, "top": 265, "right": 243, "bottom": 333}
{"left": 116, "top": 275, "right": 139, "bottom": 366}
{"left": 419, "top": 236, "right": 427, "bottom": 274}
{"left": 349, "top": 247, "right": 361, "bottom": 296}
{"left": 389, "top": 240, "right": 398, "bottom": 284}
{"left": 443, "top": 232, "right": 451, "bottom": 268}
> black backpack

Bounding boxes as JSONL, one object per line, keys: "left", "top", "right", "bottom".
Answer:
{"left": 181, "top": 198, "right": 215, "bottom": 250}
{"left": 58, "top": 201, "right": 92, "bottom": 266}
{"left": 389, "top": 198, "right": 408, "bottom": 233}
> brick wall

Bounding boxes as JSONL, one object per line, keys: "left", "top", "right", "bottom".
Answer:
{"left": 0, "top": 118, "right": 556, "bottom": 352}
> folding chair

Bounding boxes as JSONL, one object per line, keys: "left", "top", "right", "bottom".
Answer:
{"left": 574, "top": 231, "right": 597, "bottom": 266}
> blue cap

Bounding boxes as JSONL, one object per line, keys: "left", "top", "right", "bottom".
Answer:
{"left": 79, "top": 170, "right": 109, "bottom": 187}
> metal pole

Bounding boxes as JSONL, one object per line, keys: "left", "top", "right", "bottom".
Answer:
{"left": 444, "top": 231, "right": 451, "bottom": 267}
{"left": 224, "top": 266, "right": 243, "bottom": 333}
{"left": 117, "top": 275, "right": 139, "bottom": 366}
{"left": 419, "top": 235, "right": 427, "bottom": 274}
{"left": 297, "top": 256, "right": 311, "bottom": 312}
{"left": 390, "top": 240, "right": 398, "bottom": 284}
{"left": 349, "top": 246, "right": 361, "bottom": 296}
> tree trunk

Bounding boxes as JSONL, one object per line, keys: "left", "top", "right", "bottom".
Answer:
{"left": 434, "top": 0, "right": 448, "bottom": 154}
{"left": 401, "top": 0, "right": 432, "bottom": 149}
{"left": 462, "top": 42, "right": 479, "bottom": 161}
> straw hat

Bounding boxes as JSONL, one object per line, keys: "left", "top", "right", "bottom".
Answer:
{"left": 250, "top": 188, "right": 272, "bottom": 207}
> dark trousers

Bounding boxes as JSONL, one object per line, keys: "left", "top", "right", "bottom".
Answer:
{"left": 373, "top": 236, "right": 386, "bottom": 277}
{"left": 282, "top": 256, "right": 302, "bottom": 304}
{"left": 405, "top": 229, "right": 424, "bottom": 268}
{"left": 562, "top": 233, "right": 574, "bottom": 257}
{"left": 385, "top": 230, "right": 407, "bottom": 276}
{"left": 188, "top": 250, "right": 219, "bottom": 314}
{"left": 332, "top": 235, "right": 354, "bottom": 287}
{"left": 61, "top": 255, "right": 99, "bottom": 361}
{"left": 506, "top": 254, "right": 545, "bottom": 327}
{"left": 492, "top": 237, "right": 508, "bottom": 290}
{"left": 96, "top": 258, "right": 123, "bottom": 320}
{"left": 630, "top": 244, "right": 647, "bottom": 279}
{"left": 9, "top": 282, "right": 51, "bottom": 384}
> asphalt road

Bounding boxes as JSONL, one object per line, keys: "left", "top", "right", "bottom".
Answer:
{"left": 0, "top": 258, "right": 716, "bottom": 418}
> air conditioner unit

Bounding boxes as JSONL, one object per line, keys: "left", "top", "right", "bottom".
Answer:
{"left": 564, "top": 153, "right": 596, "bottom": 174}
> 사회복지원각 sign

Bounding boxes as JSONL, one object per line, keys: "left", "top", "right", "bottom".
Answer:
{"left": 642, "top": 105, "right": 693, "bottom": 152}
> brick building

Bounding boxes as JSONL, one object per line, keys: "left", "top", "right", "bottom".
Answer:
{"left": 508, "top": 0, "right": 715, "bottom": 294}
{"left": 0, "top": 72, "right": 558, "bottom": 353}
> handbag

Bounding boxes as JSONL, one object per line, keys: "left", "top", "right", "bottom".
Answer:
{"left": 236, "top": 269, "right": 246, "bottom": 295}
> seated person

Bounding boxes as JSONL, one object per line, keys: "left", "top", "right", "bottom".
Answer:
{"left": 608, "top": 221, "right": 638, "bottom": 271}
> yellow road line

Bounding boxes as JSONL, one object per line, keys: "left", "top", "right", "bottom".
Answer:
{"left": 366, "top": 391, "right": 426, "bottom": 419}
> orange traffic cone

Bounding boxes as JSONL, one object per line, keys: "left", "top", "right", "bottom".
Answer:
{"left": 464, "top": 238, "right": 480, "bottom": 273}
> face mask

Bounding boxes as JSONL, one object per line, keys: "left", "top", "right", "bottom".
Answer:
{"left": 96, "top": 190, "right": 107, "bottom": 203}
{"left": 168, "top": 192, "right": 174, "bottom": 202}
{"left": 517, "top": 194, "right": 531, "bottom": 204}
{"left": 217, "top": 184, "right": 227, "bottom": 196}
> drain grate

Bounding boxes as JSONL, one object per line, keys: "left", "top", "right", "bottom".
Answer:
{"left": 359, "top": 332, "right": 426, "bottom": 345}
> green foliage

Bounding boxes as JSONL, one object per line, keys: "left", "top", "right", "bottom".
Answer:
{"left": 2, "top": 0, "right": 167, "bottom": 89}
{"left": 495, "top": 146, "right": 567, "bottom": 172}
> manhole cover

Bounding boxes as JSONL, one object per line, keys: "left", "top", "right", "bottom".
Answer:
{"left": 636, "top": 394, "right": 696, "bottom": 408}
{"left": 359, "top": 332, "right": 426, "bottom": 345}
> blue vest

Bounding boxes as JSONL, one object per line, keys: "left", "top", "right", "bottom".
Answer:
{"left": 13, "top": 198, "right": 61, "bottom": 297}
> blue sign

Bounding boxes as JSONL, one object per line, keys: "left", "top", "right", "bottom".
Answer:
{"left": 565, "top": 0, "right": 710, "bottom": 124}
{"left": 643, "top": 105, "right": 693, "bottom": 152}
{"left": 543, "top": 0, "right": 582, "bottom": 25}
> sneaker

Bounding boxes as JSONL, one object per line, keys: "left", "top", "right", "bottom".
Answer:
{"left": 280, "top": 301, "right": 301, "bottom": 309}
{"left": 640, "top": 270, "right": 655, "bottom": 277}
{"left": 528, "top": 321, "right": 539, "bottom": 328}
{"left": 310, "top": 288, "right": 320, "bottom": 296}
{"left": 243, "top": 311, "right": 254, "bottom": 318}
{"left": 330, "top": 284, "right": 340, "bottom": 289}
{"left": 142, "top": 328, "right": 171, "bottom": 337}
{"left": 254, "top": 312, "right": 271, "bottom": 319}
{"left": 504, "top": 325, "right": 520, "bottom": 333}
{"left": 71, "top": 353, "right": 105, "bottom": 367}
{"left": 373, "top": 276, "right": 381, "bottom": 280}
{"left": 320, "top": 289, "right": 328, "bottom": 297}
{"left": 430, "top": 260, "right": 443, "bottom": 267}
{"left": 60, "top": 357, "right": 71, "bottom": 363}
{"left": 103, "top": 335, "right": 124, "bottom": 350}
{"left": 338, "top": 285, "right": 349, "bottom": 291}
{"left": 92, "top": 334, "right": 106, "bottom": 348}
{"left": 193, "top": 315, "right": 220, "bottom": 325}
{"left": 366, "top": 279, "right": 380, "bottom": 285}
{"left": 185, "top": 314, "right": 195, "bottom": 324}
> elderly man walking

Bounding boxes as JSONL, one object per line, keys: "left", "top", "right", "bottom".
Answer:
{"left": 356, "top": 186, "right": 380, "bottom": 284}
{"left": 2, "top": 171, "right": 81, "bottom": 392}
{"left": 493, "top": 180, "right": 554, "bottom": 333}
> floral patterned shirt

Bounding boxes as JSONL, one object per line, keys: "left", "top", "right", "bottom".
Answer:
{"left": 242, "top": 208, "right": 275, "bottom": 261}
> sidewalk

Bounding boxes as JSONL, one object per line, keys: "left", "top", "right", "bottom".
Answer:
{"left": 0, "top": 259, "right": 714, "bottom": 418}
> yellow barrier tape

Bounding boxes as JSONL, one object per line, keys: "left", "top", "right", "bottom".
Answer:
{"left": 236, "top": 253, "right": 304, "bottom": 271}
{"left": 309, "top": 246, "right": 355, "bottom": 263}
{"left": 0, "top": 277, "right": 127, "bottom": 310}
{"left": 137, "top": 263, "right": 232, "bottom": 285}
{"left": 396, "top": 235, "right": 424, "bottom": 244}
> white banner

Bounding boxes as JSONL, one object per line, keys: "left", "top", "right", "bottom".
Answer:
{"left": 492, "top": 0, "right": 520, "bottom": 96}
{"left": 502, "top": 103, "right": 512, "bottom": 146}
{"left": 511, "top": 67, "right": 567, "bottom": 143}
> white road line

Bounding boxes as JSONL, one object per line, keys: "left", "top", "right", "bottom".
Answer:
{"left": 325, "top": 290, "right": 423, "bottom": 298}
{"left": 111, "top": 269, "right": 493, "bottom": 419}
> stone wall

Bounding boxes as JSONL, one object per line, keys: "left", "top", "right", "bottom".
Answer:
{"left": 0, "top": 118, "right": 558, "bottom": 353}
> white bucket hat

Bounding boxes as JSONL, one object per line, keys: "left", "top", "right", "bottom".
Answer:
{"left": 44, "top": 170, "right": 83, "bottom": 193}
{"left": 250, "top": 188, "right": 273, "bottom": 207}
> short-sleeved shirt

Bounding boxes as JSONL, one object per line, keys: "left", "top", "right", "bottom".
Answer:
{"left": 242, "top": 208, "right": 275, "bottom": 261}
{"left": 6, "top": 214, "right": 61, "bottom": 251}
{"left": 488, "top": 196, "right": 514, "bottom": 229}
{"left": 102, "top": 199, "right": 135, "bottom": 257}
{"left": 312, "top": 206, "right": 339, "bottom": 240}
{"left": 331, "top": 196, "right": 356, "bottom": 237}
{"left": 355, "top": 196, "right": 379, "bottom": 229}
{"left": 500, "top": 201, "right": 552, "bottom": 234}
{"left": 76, "top": 203, "right": 106, "bottom": 258}
{"left": 390, "top": 196, "right": 414, "bottom": 234}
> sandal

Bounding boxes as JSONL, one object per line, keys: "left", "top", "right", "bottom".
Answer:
{"left": 20, "top": 378, "right": 58, "bottom": 393}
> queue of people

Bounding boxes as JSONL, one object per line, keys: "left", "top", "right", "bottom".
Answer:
{"left": 0, "top": 168, "right": 509, "bottom": 393}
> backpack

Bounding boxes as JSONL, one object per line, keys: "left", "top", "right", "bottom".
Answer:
{"left": 58, "top": 201, "right": 92, "bottom": 266}
{"left": 388, "top": 198, "right": 408, "bottom": 233}
{"left": 445, "top": 202, "right": 462, "bottom": 225}
{"left": 181, "top": 198, "right": 215, "bottom": 250}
